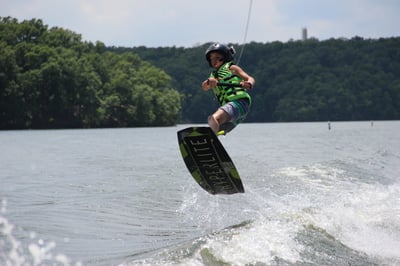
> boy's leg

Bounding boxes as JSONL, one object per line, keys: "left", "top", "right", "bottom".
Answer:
{"left": 208, "top": 108, "right": 230, "bottom": 134}
{"left": 217, "top": 100, "right": 250, "bottom": 135}
{"left": 208, "top": 115, "right": 219, "bottom": 133}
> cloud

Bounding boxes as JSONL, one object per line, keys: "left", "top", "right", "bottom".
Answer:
{"left": 79, "top": 0, "right": 134, "bottom": 25}
{"left": 1, "top": 0, "right": 399, "bottom": 47}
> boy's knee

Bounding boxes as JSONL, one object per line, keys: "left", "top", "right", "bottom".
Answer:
{"left": 208, "top": 115, "right": 219, "bottom": 134}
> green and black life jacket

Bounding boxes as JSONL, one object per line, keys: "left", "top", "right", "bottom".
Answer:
{"left": 210, "top": 61, "right": 251, "bottom": 105}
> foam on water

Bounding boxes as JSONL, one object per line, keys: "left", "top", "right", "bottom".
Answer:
{"left": 128, "top": 159, "right": 400, "bottom": 265}
{"left": 199, "top": 218, "right": 303, "bottom": 264}
{"left": 312, "top": 182, "right": 400, "bottom": 262}
{"left": 276, "top": 162, "right": 400, "bottom": 264}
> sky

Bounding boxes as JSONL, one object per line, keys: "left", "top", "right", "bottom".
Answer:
{"left": 1, "top": 0, "right": 400, "bottom": 48}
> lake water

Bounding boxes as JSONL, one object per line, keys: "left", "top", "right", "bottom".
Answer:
{"left": 1, "top": 122, "right": 399, "bottom": 265}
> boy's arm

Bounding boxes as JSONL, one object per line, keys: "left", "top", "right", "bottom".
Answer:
{"left": 230, "top": 65, "right": 255, "bottom": 89}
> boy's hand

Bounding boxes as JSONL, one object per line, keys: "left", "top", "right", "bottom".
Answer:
{"left": 206, "top": 78, "right": 218, "bottom": 87}
{"left": 202, "top": 78, "right": 218, "bottom": 91}
{"left": 240, "top": 81, "right": 253, "bottom": 90}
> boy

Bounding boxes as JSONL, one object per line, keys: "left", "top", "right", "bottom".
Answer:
{"left": 201, "top": 43, "right": 255, "bottom": 135}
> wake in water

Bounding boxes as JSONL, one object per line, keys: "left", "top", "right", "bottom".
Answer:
{"left": 2, "top": 157, "right": 399, "bottom": 265}
{"left": 126, "top": 157, "right": 400, "bottom": 266}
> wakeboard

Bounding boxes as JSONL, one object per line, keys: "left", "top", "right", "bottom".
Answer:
{"left": 177, "top": 126, "right": 244, "bottom": 195}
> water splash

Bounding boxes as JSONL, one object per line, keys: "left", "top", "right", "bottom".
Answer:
{"left": 0, "top": 198, "right": 80, "bottom": 266}
{"left": 276, "top": 162, "right": 400, "bottom": 264}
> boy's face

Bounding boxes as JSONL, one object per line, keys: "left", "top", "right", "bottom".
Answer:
{"left": 209, "top": 52, "right": 224, "bottom": 69}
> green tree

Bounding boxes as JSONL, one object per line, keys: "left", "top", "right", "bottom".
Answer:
{"left": 0, "top": 17, "right": 182, "bottom": 129}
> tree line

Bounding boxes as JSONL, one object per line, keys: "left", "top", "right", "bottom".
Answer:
{"left": 0, "top": 17, "right": 180, "bottom": 129}
{"left": 123, "top": 37, "right": 400, "bottom": 123}
{"left": 1, "top": 17, "right": 399, "bottom": 129}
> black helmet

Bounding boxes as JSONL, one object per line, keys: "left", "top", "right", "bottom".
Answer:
{"left": 205, "top": 43, "right": 236, "bottom": 66}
